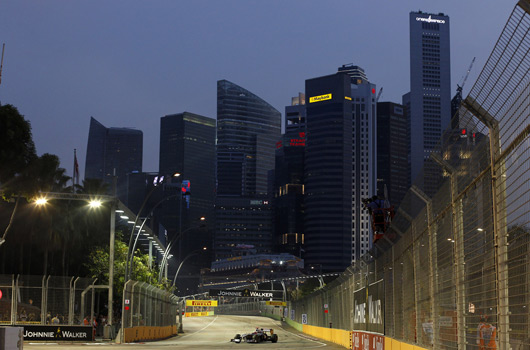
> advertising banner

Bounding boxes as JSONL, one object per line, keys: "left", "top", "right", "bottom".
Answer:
{"left": 186, "top": 300, "right": 218, "bottom": 307}
{"left": 353, "top": 279, "right": 384, "bottom": 333}
{"left": 265, "top": 301, "right": 286, "bottom": 306}
{"left": 208, "top": 288, "right": 283, "bottom": 299}
{"left": 185, "top": 311, "right": 215, "bottom": 317}
{"left": 352, "top": 331, "right": 384, "bottom": 350}
{"left": 22, "top": 325, "right": 92, "bottom": 341}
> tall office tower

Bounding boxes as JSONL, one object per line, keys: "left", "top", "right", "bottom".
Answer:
{"left": 407, "top": 11, "right": 451, "bottom": 194}
{"left": 85, "top": 117, "right": 142, "bottom": 200}
{"left": 304, "top": 66, "right": 377, "bottom": 272}
{"left": 376, "top": 102, "right": 410, "bottom": 208}
{"left": 214, "top": 80, "right": 281, "bottom": 260}
{"left": 274, "top": 94, "right": 306, "bottom": 257}
{"left": 158, "top": 112, "right": 216, "bottom": 282}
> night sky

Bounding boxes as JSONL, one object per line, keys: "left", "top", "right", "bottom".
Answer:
{"left": 0, "top": 0, "right": 514, "bottom": 180}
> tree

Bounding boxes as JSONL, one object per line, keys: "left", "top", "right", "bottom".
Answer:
{"left": 84, "top": 231, "right": 172, "bottom": 304}
{"left": 0, "top": 104, "right": 37, "bottom": 188}
{"left": 0, "top": 104, "right": 38, "bottom": 246}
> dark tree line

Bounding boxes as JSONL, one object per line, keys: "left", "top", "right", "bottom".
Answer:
{"left": 0, "top": 104, "right": 114, "bottom": 276}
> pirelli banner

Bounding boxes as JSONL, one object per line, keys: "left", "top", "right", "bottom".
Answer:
{"left": 209, "top": 288, "right": 283, "bottom": 299}
{"left": 186, "top": 300, "right": 218, "bottom": 307}
{"left": 353, "top": 279, "right": 384, "bottom": 334}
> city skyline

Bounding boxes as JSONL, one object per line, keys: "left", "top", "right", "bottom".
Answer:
{"left": 0, "top": 1, "right": 513, "bottom": 181}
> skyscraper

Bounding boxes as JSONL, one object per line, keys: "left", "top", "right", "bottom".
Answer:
{"left": 216, "top": 80, "right": 281, "bottom": 197}
{"left": 304, "top": 65, "right": 377, "bottom": 272}
{"left": 85, "top": 117, "right": 142, "bottom": 200}
{"left": 214, "top": 80, "right": 281, "bottom": 260}
{"left": 406, "top": 11, "right": 451, "bottom": 191}
{"left": 274, "top": 94, "right": 306, "bottom": 257}
{"left": 376, "top": 102, "right": 410, "bottom": 208}
{"left": 159, "top": 112, "right": 216, "bottom": 245}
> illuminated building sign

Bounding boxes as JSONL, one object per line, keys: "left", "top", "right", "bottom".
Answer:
{"left": 290, "top": 132, "right": 306, "bottom": 147}
{"left": 276, "top": 140, "right": 283, "bottom": 149}
{"left": 345, "top": 96, "right": 352, "bottom": 100}
{"left": 416, "top": 15, "right": 446, "bottom": 24}
{"left": 309, "top": 93, "right": 332, "bottom": 103}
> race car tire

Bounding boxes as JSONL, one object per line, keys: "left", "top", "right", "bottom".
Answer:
{"left": 253, "top": 334, "right": 261, "bottom": 343}
{"left": 271, "top": 334, "right": 278, "bottom": 343}
{"left": 234, "top": 334, "right": 241, "bottom": 339}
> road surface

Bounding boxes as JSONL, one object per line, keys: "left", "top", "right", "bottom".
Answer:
{"left": 23, "top": 315, "right": 347, "bottom": 350}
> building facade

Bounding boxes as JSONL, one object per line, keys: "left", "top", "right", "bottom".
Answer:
{"left": 84, "top": 117, "right": 142, "bottom": 200}
{"left": 304, "top": 66, "right": 377, "bottom": 272}
{"left": 274, "top": 94, "right": 306, "bottom": 257}
{"left": 376, "top": 102, "right": 410, "bottom": 208}
{"left": 158, "top": 112, "right": 216, "bottom": 289}
{"left": 214, "top": 80, "right": 281, "bottom": 260}
{"left": 407, "top": 11, "right": 451, "bottom": 192}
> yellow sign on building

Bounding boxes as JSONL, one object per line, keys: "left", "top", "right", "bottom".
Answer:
{"left": 186, "top": 300, "right": 218, "bottom": 307}
{"left": 309, "top": 93, "right": 332, "bottom": 103}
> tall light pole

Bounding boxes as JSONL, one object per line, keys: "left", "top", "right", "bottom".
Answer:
{"left": 171, "top": 247, "right": 207, "bottom": 288}
{"left": 158, "top": 217, "right": 206, "bottom": 283}
{"left": 125, "top": 173, "right": 181, "bottom": 282}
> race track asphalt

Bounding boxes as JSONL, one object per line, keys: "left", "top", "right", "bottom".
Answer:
{"left": 23, "top": 315, "right": 347, "bottom": 350}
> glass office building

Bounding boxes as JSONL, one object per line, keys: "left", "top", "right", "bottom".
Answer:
{"left": 85, "top": 117, "right": 142, "bottom": 200}
{"left": 407, "top": 11, "right": 451, "bottom": 193}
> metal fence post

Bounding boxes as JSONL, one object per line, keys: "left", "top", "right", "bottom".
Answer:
{"left": 410, "top": 186, "right": 439, "bottom": 348}
{"left": 40, "top": 276, "right": 46, "bottom": 324}
{"left": 463, "top": 97, "right": 510, "bottom": 349}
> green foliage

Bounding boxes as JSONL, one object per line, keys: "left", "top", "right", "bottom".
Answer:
{"left": 0, "top": 104, "right": 37, "bottom": 182}
{"left": 84, "top": 231, "right": 174, "bottom": 301}
{"left": 289, "top": 278, "right": 321, "bottom": 301}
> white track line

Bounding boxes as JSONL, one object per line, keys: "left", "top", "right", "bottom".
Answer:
{"left": 279, "top": 326, "right": 328, "bottom": 347}
{"left": 179, "top": 316, "right": 219, "bottom": 338}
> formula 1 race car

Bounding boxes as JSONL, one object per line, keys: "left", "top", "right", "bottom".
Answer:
{"left": 231, "top": 328, "right": 278, "bottom": 343}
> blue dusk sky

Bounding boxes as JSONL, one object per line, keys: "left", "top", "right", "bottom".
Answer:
{"left": 0, "top": 0, "right": 514, "bottom": 180}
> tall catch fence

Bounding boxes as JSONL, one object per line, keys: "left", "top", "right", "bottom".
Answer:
{"left": 0, "top": 274, "right": 97, "bottom": 325}
{"left": 221, "top": 2, "right": 530, "bottom": 350}
{"left": 120, "top": 280, "right": 179, "bottom": 342}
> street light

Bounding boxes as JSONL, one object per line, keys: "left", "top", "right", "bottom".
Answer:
{"left": 31, "top": 193, "right": 118, "bottom": 328}
{"left": 158, "top": 217, "right": 206, "bottom": 283}
{"left": 172, "top": 247, "right": 207, "bottom": 287}
{"left": 125, "top": 173, "right": 181, "bottom": 282}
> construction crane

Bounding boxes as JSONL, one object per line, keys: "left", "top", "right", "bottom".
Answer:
{"left": 0, "top": 43, "right": 4, "bottom": 86}
{"left": 376, "top": 87, "right": 383, "bottom": 103}
{"left": 456, "top": 57, "right": 475, "bottom": 95}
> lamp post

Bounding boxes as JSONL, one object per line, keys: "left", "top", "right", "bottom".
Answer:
{"left": 34, "top": 193, "right": 116, "bottom": 327}
{"left": 124, "top": 173, "right": 181, "bottom": 282}
{"left": 171, "top": 247, "right": 208, "bottom": 288}
{"left": 158, "top": 217, "right": 206, "bottom": 283}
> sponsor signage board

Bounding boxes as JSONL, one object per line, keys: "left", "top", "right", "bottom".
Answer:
{"left": 302, "top": 314, "right": 308, "bottom": 324}
{"left": 186, "top": 300, "right": 218, "bottom": 307}
{"left": 352, "top": 331, "right": 385, "bottom": 350}
{"left": 265, "top": 301, "right": 286, "bottom": 306}
{"left": 23, "top": 325, "right": 92, "bottom": 341}
{"left": 185, "top": 311, "right": 214, "bottom": 317}
{"left": 353, "top": 279, "right": 385, "bottom": 334}
{"left": 309, "top": 93, "right": 332, "bottom": 103}
{"left": 209, "top": 289, "right": 283, "bottom": 299}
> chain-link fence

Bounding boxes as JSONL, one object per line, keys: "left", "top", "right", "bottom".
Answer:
{"left": 121, "top": 280, "right": 179, "bottom": 329}
{"left": 0, "top": 274, "right": 97, "bottom": 326}
{"left": 219, "top": 3, "right": 530, "bottom": 350}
